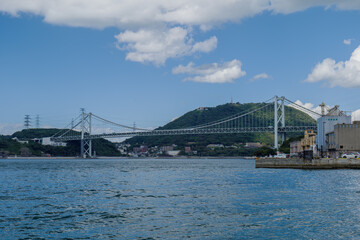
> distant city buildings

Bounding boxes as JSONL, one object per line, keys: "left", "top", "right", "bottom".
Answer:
{"left": 12, "top": 137, "right": 67, "bottom": 147}
{"left": 41, "top": 137, "right": 67, "bottom": 147}
{"left": 245, "top": 142, "right": 264, "bottom": 148}
{"left": 167, "top": 150, "right": 180, "bottom": 156}
{"left": 207, "top": 144, "right": 224, "bottom": 148}
{"left": 290, "top": 141, "right": 301, "bottom": 156}
{"left": 160, "top": 145, "right": 174, "bottom": 152}
{"left": 12, "top": 137, "right": 29, "bottom": 144}
{"left": 301, "top": 130, "right": 317, "bottom": 152}
{"left": 184, "top": 147, "right": 192, "bottom": 154}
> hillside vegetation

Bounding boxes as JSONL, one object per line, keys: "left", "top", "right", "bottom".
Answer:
{"left": 125, "top": 102, "right": 315, "bottom": 156}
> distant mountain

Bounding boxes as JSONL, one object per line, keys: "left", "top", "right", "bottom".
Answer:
{"left": 125, "top": 102, "right": 315, "bottom": 156}
{"left": 0, "top": 129, "right": 121, "bottom": 157}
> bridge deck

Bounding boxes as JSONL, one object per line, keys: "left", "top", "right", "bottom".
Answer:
{"left": 52, "top": 126, "right": 317, "bottom": 141}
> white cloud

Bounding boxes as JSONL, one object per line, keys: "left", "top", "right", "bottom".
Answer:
{"left": 305, "top": 45, "right": 360, "bottom": 88}
{"left": 352, "top": 109, "right": 360, "bottom": 121}
{"left": 191, "top": 36, "right": 218, "bottom": 53}
{"left": 115, "top": 27, "right": 217, "bottom": 65}
{"left": 0, "top": 1, "right": 268, "bottom": 28}
{"left": 2, "top": 1, "right": 360, "bottom": 64}
{"left": 1, "top": 1, "right": 358, "bottom": 29}
{"left": 172, "top": 59, "right": 246, "bottom": 83}
{"left": 344, "top": 39, "right": 354, "bottom": 45}
{"left": 250, "top": 73, "right": 270, "bottom": 82}
{"left": 269, "top": 0, "right": 360, "bottom": 14}
{"left": 288, "top": 100, "right": 323, "bottom": 119}
{"left": 289, "top": 100, "right": 360, "bottom": 121}
{"left": 294, "top": 100, "right": 322, "bottom": 113}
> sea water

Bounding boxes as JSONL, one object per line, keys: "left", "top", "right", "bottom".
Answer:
{"left": 1, "top": 158, "right": 360, "bottom": 239}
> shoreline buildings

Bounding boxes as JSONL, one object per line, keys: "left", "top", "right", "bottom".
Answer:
{"left": 316, "top": 105, "right": 351, "bottom": 157}
{"left": 290, "top": 103, "right": 360, "bottom": 159}
{"left": 326, "top": 121, "right": 360, "bottom": 158}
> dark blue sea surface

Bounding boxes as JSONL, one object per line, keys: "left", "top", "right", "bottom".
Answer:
{"left": 1, "top": 158, "right": 360, "bottom": 239}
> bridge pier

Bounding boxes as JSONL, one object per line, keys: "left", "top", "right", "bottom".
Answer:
{"left": 81, "top": 139, "right": 92, "bottom": 158}
{"left": 80, "top": 110, "right": 92, "bottom": 158}
{"left": 274, "top": 96, "right": 285, "bottom": 150}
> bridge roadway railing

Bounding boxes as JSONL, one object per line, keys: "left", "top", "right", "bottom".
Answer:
{"left": 51, "top": 125, "right": 317, "bottom": 142}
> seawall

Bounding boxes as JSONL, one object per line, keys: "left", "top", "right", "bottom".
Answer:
{"left": 256, "top": 158, "right": 360, "bottom": 169}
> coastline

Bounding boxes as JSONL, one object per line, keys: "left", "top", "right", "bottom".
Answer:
{"left": 256, "top": 157, "right": 360, "bottom": 169}
{"left": 3, "top": 156, "right": 256, "bottom": 160}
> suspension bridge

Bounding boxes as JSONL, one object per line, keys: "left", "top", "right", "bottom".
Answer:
{"left": 50, "top": 96, "right": 321, "bottom": 158}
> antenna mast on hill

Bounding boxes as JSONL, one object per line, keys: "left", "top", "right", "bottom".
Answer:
{"left": 35, "top": 114, "right": 40, "bottom": 128}
{"left": 24, "top": 115, "right": 31, "bottom": 129}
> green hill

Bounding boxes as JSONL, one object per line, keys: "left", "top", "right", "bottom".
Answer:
{"left": 12, "top": 128, "right": 62, "bottom": 139}
{"left": 125, "top": 102, "right": 316, "bottom": 156}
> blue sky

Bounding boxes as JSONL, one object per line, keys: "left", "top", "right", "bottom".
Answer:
{"left": 1, "top": 1, "right": 360, "bottom": 134}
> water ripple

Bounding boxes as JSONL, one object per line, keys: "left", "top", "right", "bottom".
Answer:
{"left": 1, "top": 159, "right": 360, "bottom": 239}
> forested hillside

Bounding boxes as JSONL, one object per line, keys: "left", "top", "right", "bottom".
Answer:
{"left": 125, "top": 102, "right": 315, "bottom": 156}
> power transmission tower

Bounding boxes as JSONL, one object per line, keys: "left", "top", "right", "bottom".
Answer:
{"left": 24, "top": 115, "right": 31, "bottom": 129}
{"left": 35, "top": 114, "right": 40, "bottom": 128}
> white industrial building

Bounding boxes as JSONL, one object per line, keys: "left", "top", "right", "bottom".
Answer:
{"left": 316, "top": 105, "right": 351, "bottom": 155}
{"left": 41, "top": 137, "right": 67, "bottom": 147}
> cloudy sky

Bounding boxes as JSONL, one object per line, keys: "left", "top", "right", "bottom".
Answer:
{"left": 1, "top": 0, "right": 360, "bottom": 134}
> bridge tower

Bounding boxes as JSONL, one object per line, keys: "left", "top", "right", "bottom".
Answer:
{"left": 274, "top": 96, "right": 286, "bottom": 150}
{"left": 80, "top": 109, "right": 92, "bottom": 158}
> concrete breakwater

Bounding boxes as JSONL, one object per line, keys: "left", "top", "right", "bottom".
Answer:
{"left": 256, "top": 157, "right": 360, "bottom": 169}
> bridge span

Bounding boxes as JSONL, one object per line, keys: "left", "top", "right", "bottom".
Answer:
{"left": 51, "top": 96, "right": 321, "bottom": 158}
